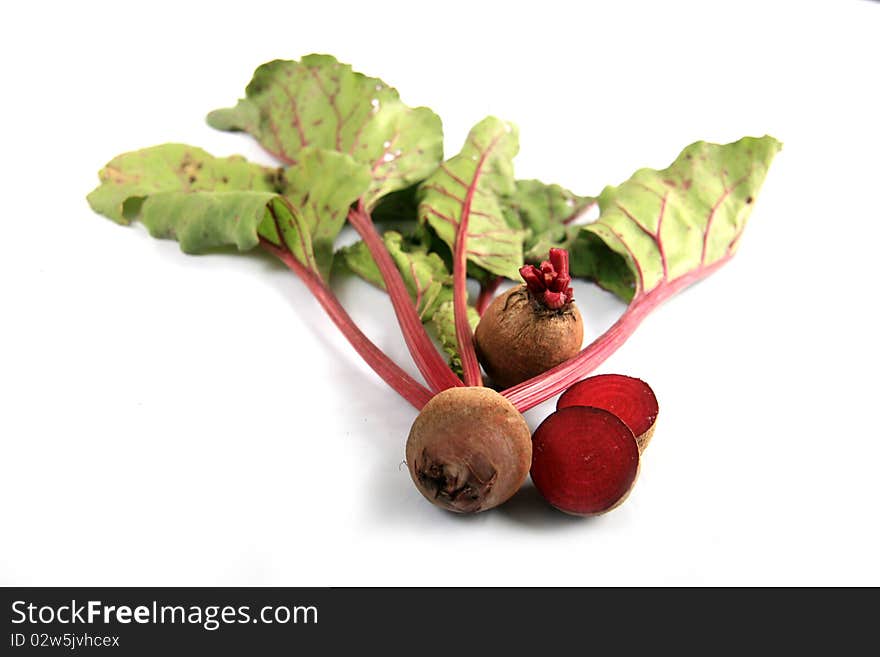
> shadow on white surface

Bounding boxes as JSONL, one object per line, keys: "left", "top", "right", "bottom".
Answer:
{"left": 496, "top": 482, "right": 596, "bottom": 529}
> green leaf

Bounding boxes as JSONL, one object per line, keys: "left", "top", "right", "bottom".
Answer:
{"left": 431, "top": 300, "right": 480, "bottom": 377}
{"left": 207, "top": 54, "right": 443, "bottom": 209}
{"left": 87, "top": 144, "right": 371, "bottom": 279}
{"left": 87, "top": 144, "right": 282, "bottom": 252}
{"left": 577, "top": 136, "right": 781, "bottom": 298}
{"left": 133, "top": 192, "right": 282, "bottom": 253}
{"left": 339, "top": 231, "right": 452, "bottom": 320}
{"left": 368, "top": 184, "right": 420, "bottom": 224}
{"left": 338, "top": 239, "right": 386, "bottom": 290}
{"left": 263, "top": 148, "right": 372, "bottom": 279}
{"left": 418, "top": 116, "right": 524, "bottom": 280}
{"left": 386, "top": 232, "right": 451, "bottom": 320}
{"left": 503, "top": 179, "right": 596, "bottom": 262}
{"left": 569, "top": 230, "right": 637, "bottom": 302}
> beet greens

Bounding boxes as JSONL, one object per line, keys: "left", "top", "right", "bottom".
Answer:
{"left": 87, "top": 53, "right": 779, "bottom": 417}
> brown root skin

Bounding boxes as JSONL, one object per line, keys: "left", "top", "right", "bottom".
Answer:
{"left": 635, "top": 423, "right": 656, "bottom": 452}
{"left": 405, "top": 387, "right": 532, "bottom": 513}
{"left": 475, "top": 286, "right": 584, "bottom": 389}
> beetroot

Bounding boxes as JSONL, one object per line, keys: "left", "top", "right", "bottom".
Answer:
{"left": 475, "top": 249, "right": 583, "bottom": 389}
{"left": 557, "top": 374, "right": 659, "bottom": 451}
{"left": 405, "top": 387, "right": 532, "bottom": 513}
{"left": 87, "top": 55, "right": 780, "bottom": 526}
{"left": 530, "top": 406, "right": 640, "bottom": 516}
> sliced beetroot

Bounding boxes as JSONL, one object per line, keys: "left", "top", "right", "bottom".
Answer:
{"left": 530, "top": 406, "right": 640, "bottom": 516}
{"left": 557, "top": 374, "right": 658, "bottom": 451}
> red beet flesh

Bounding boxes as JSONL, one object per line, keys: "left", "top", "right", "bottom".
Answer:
{"left": 530, "top": 406, "right": 640, "bottom": 516}
{"left": 557, "top": 374, "right": 658, "bottom": 451}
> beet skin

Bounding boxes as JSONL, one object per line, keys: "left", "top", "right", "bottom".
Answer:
{"left": 406, "top": 387, "right": 532, "bottom": 513}
{"left": 475, "top": 285, "right": 583, "bottom": 389}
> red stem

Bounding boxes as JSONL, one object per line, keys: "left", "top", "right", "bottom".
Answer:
{"left": 476, "top": 276, "right": 503, "bottom": 316}
{"left": 452, "top": 215, "right": 481, "bottom": 385}
{"left": 346, "top": 202, "right": 463, "bottom": 392}
{"left": 259, "top": 238, "right": 433, "bottom": 410}
{"left": 450, "top": 134, "right": 508, "bottom": 387}
{"left": 502, "top": 255, "right": 733, "bottom": 412}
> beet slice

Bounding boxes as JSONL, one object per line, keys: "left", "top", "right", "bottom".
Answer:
{"left": 530, "top": 406, "right": 640, "bottom": 516}
{"left": 557, "top": 374, "right": 658, "bottom": 451}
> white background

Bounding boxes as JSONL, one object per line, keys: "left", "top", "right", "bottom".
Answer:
{"left": 1, "top": 0, "right": 878, "bottom": 586}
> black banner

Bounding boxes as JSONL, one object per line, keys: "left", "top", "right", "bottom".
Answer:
{"left": 0, "top": 587, "right": 869, "bottom": 653}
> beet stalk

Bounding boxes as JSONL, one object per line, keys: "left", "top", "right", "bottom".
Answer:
{"left": 347, "top": 202, "right": 463, "bottom": 393}
{"left": 261, "top": 238, "right": 433, "bottom": 408}
{"left": 475, "top": 275, "right": 503, "bottom": 316}
{"left": 502, "top": 256, "right": 728, "bottom": 411}
{"left": 498, "top": 136, "right": 780, "bottom": 412}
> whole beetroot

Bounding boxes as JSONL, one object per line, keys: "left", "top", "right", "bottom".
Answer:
{"left": 405, "top": 387, "right": 532, "bottom": 513}
{"left": 475, "top": 249, "right": 583, "bottom": 389}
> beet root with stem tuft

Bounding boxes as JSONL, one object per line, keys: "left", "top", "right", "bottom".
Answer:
{"left": 530, "top": 406, "right": 640, "bottom": 516}
{"left": 406, "top": 387, "right": 532, "bottom": 513}
{"left": 557, "top": 374, "right": 659, "bottom": 451}
{"left": 475, "top": 286, "right": 583, "bottom": 389}
{"left": 475, "top": 249, "right": 582, "bottom": 388}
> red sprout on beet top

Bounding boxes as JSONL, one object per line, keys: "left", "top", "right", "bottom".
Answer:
{"left": 519, "top": 248, "right": 575, "bottom": 310}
